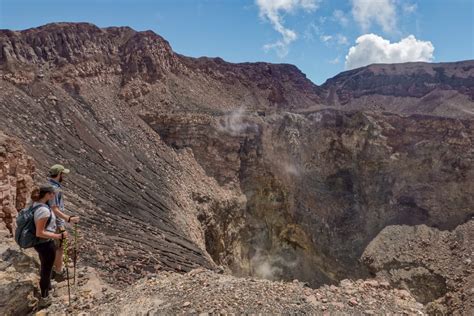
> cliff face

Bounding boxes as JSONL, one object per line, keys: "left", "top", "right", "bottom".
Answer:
{"left": 0, "top": 132, "right": 35, "bottom": 233}
{"left": 0, "top": 134, "right": 39, "bottom": 315}
{"left": 0, "top": 23, "right": 473, "bottom": 313}
{"left": 148, "top": 109, "right": 473, "bottom": 287}
{"left": 320, "top": 61, "right": 474, "bottom": 117}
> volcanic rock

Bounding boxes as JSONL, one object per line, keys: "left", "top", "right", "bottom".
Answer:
{"left": 0, "top": 132, "right": 35, "bottom": 233}
{"left": 362, "top": 221, "right": 474, "bottom": 314}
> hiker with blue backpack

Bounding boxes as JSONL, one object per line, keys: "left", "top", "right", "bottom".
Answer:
{"left": 15, "top": 164, "right": 81, "bottom": 308}
{"left": 29, "top": 184, "right": 68, "bottom": 308}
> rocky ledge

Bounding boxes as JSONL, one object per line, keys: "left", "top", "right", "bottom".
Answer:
{"left": 363, "top": 220, "right": 474, "bottom": 314}
{"left": 50, "top": 268, "right": 424, "bottom": 315}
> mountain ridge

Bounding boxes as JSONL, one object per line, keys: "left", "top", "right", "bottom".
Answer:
{"left": 1, "top": 22, "right": 473, "bottom": 116}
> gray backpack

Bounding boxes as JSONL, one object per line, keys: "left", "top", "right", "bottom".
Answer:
{"left": 14, "top": 204, "right": 52, "bottom": 248}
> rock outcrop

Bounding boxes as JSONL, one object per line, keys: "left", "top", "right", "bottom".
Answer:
{"left": 0, "top": 221, "right": 40, "bottom": 315}
{"left": 362, "top": 220, "right": 474, "bottom": 315}
{"left": 0, "top": 133, "right": 39, "bottom": 315}
{"left": 0, "top": 132, "right": 35, "bottom": 233}
{"left": 91, "top": 269, "right": 425, "bottom": 315}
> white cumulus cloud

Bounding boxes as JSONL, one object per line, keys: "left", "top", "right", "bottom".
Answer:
{"left": 345, "top": 34, "right": 435, "bottom": 70}
{"left": 351, "top": 0, "right": 397, "bottom": 33}
{"left": 257, "top": 0, "right": 321, "bottom": 57}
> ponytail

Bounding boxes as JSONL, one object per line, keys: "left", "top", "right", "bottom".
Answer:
{"left": 30, "top": 187, "right": 51, "bottom": 202}
{"left": 30, "top": 188, "right": 41, "bottom": 202}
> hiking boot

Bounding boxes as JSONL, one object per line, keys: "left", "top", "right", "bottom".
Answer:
{"left": 38, "top": 295, "right": 52, "bottom": 309}
{"left": 52, "top": 269, "right": 71, "bottom": 282}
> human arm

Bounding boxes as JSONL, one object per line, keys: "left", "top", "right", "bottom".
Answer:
{"left": 51, "top": 205, "right": 80, "bottom": 224}
{"left": 35, "top": 217, "right": 68, "bottom": 240}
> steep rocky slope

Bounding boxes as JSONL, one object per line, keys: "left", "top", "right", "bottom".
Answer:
{"left": 0, "top": 74, "right": 227, "bottom": 282}
{"left": 0, "top": 22, "right": 473, "bottom": 314}
{"left": 320, "top": 61, "right": 474, "bottom": 117}
{"left": 363, "top": 221, "right": 474, "bottom": 314}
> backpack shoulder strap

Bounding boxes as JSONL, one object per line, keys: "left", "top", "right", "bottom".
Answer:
{"left": 31, "top": 204, "right": 53, "bottom": 226}
{"left": 29, "top": 204, "right": 44, "bottom": 213}
{"left": 45, "top": 205, "right": 53, "bottom": 227}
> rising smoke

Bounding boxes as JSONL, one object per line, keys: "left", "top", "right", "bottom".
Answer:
{"left": 217, "top": 107, "right": 258, "bottom": 136}
{"left": 250, "top": 248, "right": 299, "bottom": 281}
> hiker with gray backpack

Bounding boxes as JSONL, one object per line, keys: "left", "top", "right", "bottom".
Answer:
{"left": 15, "top": 184, "right": 69, "bottom": 308}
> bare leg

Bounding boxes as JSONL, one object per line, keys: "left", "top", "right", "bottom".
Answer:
{"left": 54, "top": 244, "right": 63, "bottom": 272}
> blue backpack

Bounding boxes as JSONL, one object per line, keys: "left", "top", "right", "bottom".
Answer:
{"left": 14, "top": 204, "right": 52, "bottom": 248}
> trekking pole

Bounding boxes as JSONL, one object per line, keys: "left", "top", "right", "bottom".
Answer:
{"left": 63, "top": 235, "right": 71, "bottom": 306}
{"left": 73, "top": 224, "right": 78, "bottom": 285}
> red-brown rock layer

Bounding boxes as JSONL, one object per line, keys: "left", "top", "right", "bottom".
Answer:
{"left": 0, "top": 132, "right": 35, "bottom": 233}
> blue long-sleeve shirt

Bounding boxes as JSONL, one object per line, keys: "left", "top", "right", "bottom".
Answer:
{"left": 47, "top": 178, "right": 65, "bottom": 228}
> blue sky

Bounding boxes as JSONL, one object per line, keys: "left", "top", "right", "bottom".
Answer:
{"left": 0, "top": 0, "right": 473, "bottom": 84}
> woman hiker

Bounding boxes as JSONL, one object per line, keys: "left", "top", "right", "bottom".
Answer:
{"left": 32, "top": 184, "right": 69, "bottom": 308}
